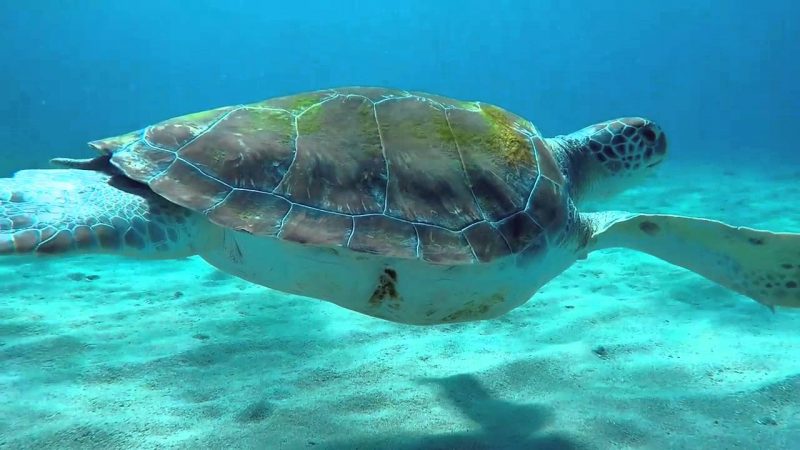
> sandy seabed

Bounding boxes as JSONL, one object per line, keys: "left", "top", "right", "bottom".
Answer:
{"left": 1, "top": 161, "right": 799, "bottom": 449}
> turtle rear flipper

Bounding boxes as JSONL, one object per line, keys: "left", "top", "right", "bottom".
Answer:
{"left": 50, "top": 155, "right": 116, "bottom": 173}
{"left": 584, "top": 211, "right": 800, "bottom": 309}
{"left": 0, "top": 169, "right": 202, "bottom": 258}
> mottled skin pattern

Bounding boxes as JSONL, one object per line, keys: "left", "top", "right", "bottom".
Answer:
{"left": 94, "top": 87, "right": 572, "bottom": 265}
{"left": 0, "top": 169, "right": 199, "bottom": 257}
{"left": 547, "top": 117, "right": 667, "bottom": 205}
{"left": 584, "top": 118, "right": 667, "bottom": 173}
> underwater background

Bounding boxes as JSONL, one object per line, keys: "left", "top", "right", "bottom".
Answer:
{"left": 2, "top": 0, "right": 799, "bottom": 174}
{"left": 1, "top": 1, "right": 799, "bottom": 449}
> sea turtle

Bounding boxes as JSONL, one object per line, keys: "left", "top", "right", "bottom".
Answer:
{"left": 1, "top": 87, "right": 799, "bottom": 324}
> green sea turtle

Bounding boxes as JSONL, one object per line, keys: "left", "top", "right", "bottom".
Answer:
{"left": 1, "top": 87, "right": 798, "bottom": 324}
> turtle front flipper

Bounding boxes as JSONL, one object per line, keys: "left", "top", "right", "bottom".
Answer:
{"left": 0, "top": 169, "right": 204, "bottom": 258}
{"left": 583, "top": 211, "right": 800, "bottom": 310}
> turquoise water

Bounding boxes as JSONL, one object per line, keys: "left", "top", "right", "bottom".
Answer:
{"left": 1, "top": 2, "right": 799, "bottom": 449}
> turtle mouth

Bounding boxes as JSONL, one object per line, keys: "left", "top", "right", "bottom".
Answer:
{"left": 646, "top": 160, "right": 663, "bottom": 168}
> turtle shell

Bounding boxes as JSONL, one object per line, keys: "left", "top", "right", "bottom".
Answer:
{"left": 90, "top": 87, "right": 569, "bottom": 265}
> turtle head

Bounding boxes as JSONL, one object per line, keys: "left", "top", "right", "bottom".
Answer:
{"left": 549, "top": 117, "right": 667, "bottom": 205}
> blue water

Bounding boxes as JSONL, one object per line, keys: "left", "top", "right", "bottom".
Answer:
{"left": 1, "top": 1, "right": 798, "bottom": 175}
{"left": 2, "top": 2, "right": 800, "bottom": 449}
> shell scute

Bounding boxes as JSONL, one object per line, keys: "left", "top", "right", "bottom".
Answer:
{"left": 349, "top": 215, "right": 417, "bottom": 259}
{"left": 110, "top": 142, "right": 175, "bottom": 181}
{"left": 206, "top": 190, "right": 290, "bottom": 236}
{"left": 532, "top": 136, "right": 565, "bottom": 186}
{"left": 496, "top": 212, "right": 545, "bottom": 254}
{"left": 376, "top": 98, "right": 483, "bottom": 229}
{"left": 148, "top": 159, "right": 230, "bottom": 212}
{"left": 89, "top": 130, "right": 141, "bottom": 154}
{"left": 178, "top": 108, "right": 295, "bottom": 192}
{"left": 335, "top": 86, "right": 401, "bottom": 102}
{"left": 146, "top": 106, "right": 237, "bottom": 150}
{"left": 416, "top": 225, "right": 475, "bottom": 264}
{"left": 256, "top": 89, "right": 337, "bottom": 114}
{"left": 275, "top": 95, "right": 386, "bottom": 214}
{"left": 463, "top": 222, "right": 513, "bottom": 263}
{"left": 444, "top": 107, "right": 538, "bottom": 221}
{"left": 97, "top": 87, "right": 570, "bottom": 264}
{"left": 527, "top": 177, "right": 568, "bottom": 237}
{"left": 279, "top": 205, "right": 353, "bottom": 246}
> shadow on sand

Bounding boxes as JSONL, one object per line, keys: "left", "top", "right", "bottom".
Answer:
{"left": 321, "top": 373, "right": 586, "bottom": 450}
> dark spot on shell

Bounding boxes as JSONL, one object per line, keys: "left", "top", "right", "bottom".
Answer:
{"left": 787, "top": 281, "right": 798, "bottom": 289}
{"left": 748, "top": 237, "right": 765, "bottom": 246}
{"left": 639, "top": 220, "right": 660, "bottom": 236}
{"left": 386, "top": 282, "right": 397, "bottom": 298}
{"left": 369, "top": 270, "right": 399, "bottom": 306}
{"left": 781, "top": 263, "right": 793, "bottom": 269}
{"left": 642, "top": 128, "right": 656, "bottom": 142}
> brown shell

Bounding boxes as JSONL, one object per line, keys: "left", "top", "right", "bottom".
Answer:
{"left": 92, "top": 87, "right": 570, "bottom": 265}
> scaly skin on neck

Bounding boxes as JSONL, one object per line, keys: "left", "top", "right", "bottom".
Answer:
{"left": 545, "top": 135, "right": 592, "bottom": 204}
{"left": 544, "top": 118, "right": 668, "bottom": 206}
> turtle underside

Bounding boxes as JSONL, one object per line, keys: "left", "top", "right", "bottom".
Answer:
{"left": 89, "top": 87, "right": 570, "bottom": 265}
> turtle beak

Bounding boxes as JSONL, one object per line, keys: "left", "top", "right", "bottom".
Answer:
{"left": 647, "top": 131, "right": 667, "bottom": 168}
